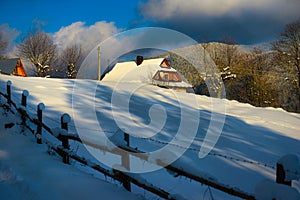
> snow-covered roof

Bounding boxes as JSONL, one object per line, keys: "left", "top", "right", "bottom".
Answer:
{"left": 0, "top": 58, "right": 27, "bottom": 77}
{"left": 0, "top": 58, "right": 19, "bottom": 75}
{"left": 102, "top": 57, "right": 192, "bottom": 88}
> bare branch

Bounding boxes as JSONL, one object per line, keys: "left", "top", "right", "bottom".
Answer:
{"left": 16, "top": 30, "right": 57, "bottom": 77}
{"left": 0, "top": 31, "right": 8, "bottom": 58}
{"left": 60, "top": 44, "right": 83, "bottom": 78}
{"left": 271, "top": 20, "right": 300, "bottom": 72}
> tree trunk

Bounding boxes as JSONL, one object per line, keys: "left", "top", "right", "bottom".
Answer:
{"left": 298, "top": 70, "right": 300, "bottom": 88}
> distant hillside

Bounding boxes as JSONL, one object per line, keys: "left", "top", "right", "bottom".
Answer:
{"left": 155, "top": 42, "right": 299, "bottom": 113}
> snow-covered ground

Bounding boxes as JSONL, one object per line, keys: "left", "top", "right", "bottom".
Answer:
{"left": 0, "top": 103, "right": 142, "bottom": 200}
{"left": 0, "top": 74, "right": 299, "bottom": 199}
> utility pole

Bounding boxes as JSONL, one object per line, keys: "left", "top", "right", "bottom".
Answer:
{"left": 97, "top": 46, "right": 101, "bottom": 81}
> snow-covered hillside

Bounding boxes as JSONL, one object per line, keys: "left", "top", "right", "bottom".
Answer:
{"left": 0, "top": 74, "right": 299, "bottom": 199}
{"left": 0, "top": 106, "right": 143, "bottom": 200}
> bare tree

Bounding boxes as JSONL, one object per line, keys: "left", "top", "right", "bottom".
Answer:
{"left": 207, "top": 36, "right": 238, "bottom": 81}
{"left": 60, "top": 44, "right": 83, "bottom": 79}
{"left": 248, "top": 46, "right": 278, "bottom": 106}
{"left": 272, "top": 20, "right": 300, "bottom": 89}
{"left": 0, "top": 31, "right": 8, "bottom": 58}
{"left": 220, "top": 36, "right": 238, "bottom": 68}
{"left": 17, "top": 30, "right": 57, "bottom": 77}
{"left": 271, "top": 19, "right": 300, "bottom": 112}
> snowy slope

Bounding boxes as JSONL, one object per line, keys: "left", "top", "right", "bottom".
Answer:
{"left": 0, "top": 104, "right": 142, "bottom": 200}
{"left": 0, "top": 74, "right": 299, "bottom": 199}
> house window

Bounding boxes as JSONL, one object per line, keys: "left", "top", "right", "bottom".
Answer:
{"left": 153, "top": 72, "right": 160, "bottom": 80}
{"left": 169, "top": 72, "right": 181, "bottom": 82}
{"left": 160, "top": 59, "right": 171, "bottom": 69}
{"left": 152, "top": 70, "right": 182, "bottom": 82}
{"left": 13, "top": 68, "right": 18, "bottom": 75}
{"left": 164, "top": 73, "right": 169, "bottom": 81}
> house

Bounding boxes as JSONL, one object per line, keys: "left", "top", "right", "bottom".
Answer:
{"left": 102, "top": 56, "right": 192, "bottom": 92}
{"left": 0, "top": 58, "right": 27, "bottom": 77}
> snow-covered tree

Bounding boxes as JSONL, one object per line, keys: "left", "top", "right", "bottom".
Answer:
{"left": 60, "top": 44, "right": 83, "bottom": 79}
{"left": 272, "top": 20, "right": 300, "bottom": 87}
{"left": 17, "top": 30, "right": 57, "bottom": 77}
{"left": 0, "top": 31, "right": 8, "bottom": 58}
{"left": 272, "top": 19, "right": 300, "bottom": 109}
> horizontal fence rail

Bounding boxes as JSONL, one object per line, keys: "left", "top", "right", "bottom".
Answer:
{"left": 0, "top": 81, "right": 180, "bottom": 200}
{"left": 0, "top": 80, "right": 261, "bottom": 200}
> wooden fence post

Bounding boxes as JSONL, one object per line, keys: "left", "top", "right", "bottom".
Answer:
{"left": 122, "top": 132, "right": 131, "bottom": 191}
{"left": 276, "top": 163, "right": 292, "bottom": 186}
{"left": 61, "top": 113, "right": 71, "bottom": 164}
{"left": 20, "top": 90, "right": 29, "bottom": 133}
{"left": 276, "top": 154, "right": 299, "bottom": 186}
{"left": 6, "top": 81, "right": 11, "bottom": 104}
{"left": 21, "top": 90, "right": 29, "bottom": 107}
{"left": 36, "top": 103, "right": 45, "bottom": 144}
{"left": 124, "top": 132, "right": 130, "bottom": 147}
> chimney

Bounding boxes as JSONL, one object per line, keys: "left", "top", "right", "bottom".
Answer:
{"left": 136, "top": 56, "right": 143, "bottom": 66}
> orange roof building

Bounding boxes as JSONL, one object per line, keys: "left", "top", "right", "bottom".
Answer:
{"left": 0, "top": 58, "right": 27, "bottom": 77}
{"left": 102, "top": 57, "right": 192, "bottom": 92}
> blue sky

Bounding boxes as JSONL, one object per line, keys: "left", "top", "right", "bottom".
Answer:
{"left": 1, "top": 0, "right": 141, "bottom": 34}
{"left": 1, "top": 0, "right": 300, "bottom": 51}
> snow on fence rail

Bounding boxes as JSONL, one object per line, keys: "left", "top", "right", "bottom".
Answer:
{"left": 0, "top": 80, "right": 180, "bottom": 200}
{"left": 6, "top": 80, "right": 298, "bottom": 199}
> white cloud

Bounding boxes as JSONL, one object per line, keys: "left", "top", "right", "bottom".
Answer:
{"left": 138, "top": 0, "right": 300, "bottom": 44}
{"left": 53, "top": 21, "right": 120, "bottom": 54}
{"left": 78, "top": 27, "right": 197, "bottom": 79}
{"left": 140, "top": 0, "right": 300, "bottom": 22}
{"left": 0, "top": 24, "right": 20, "bottom": 57}
{"left": 140, "top": 0, "right": 238, "bottom": 19}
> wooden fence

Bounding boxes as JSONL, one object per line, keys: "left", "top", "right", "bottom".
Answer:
{"left": 0, "top": 80, "right": 256, "bottom": 200}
